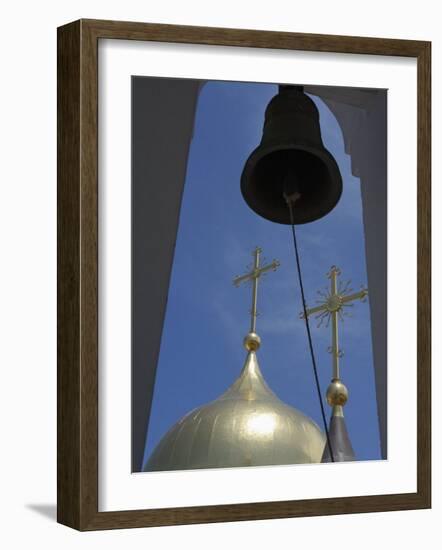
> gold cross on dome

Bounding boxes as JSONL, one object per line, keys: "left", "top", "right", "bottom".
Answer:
{"left": 300, "top": 266, "right": 368, "bottom": 379}
{"left": 233, "top": 247, "right": 280, "bottom": 333}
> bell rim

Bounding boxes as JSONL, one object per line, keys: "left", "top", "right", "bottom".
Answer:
{"left": 240, "top": 142, "right": 343, "bottom": 225}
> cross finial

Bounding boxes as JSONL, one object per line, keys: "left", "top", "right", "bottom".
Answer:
{"left": 300, "top": 265, "right": 368, "bottom": 380}
{"left": 233, "top": 247, "right": 280, "bottom": 336}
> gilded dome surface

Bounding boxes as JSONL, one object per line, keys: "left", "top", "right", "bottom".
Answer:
{"left": 144, "top": 349, "right": 325, "bottom": 472}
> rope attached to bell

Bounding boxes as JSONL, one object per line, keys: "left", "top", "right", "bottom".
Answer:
{"left": 284, "top": 190, "right": 335, "bottom": 463}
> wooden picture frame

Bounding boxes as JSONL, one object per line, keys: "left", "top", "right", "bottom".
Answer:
{"left": 57, "top": 18, "right": 431, "bottom": 530}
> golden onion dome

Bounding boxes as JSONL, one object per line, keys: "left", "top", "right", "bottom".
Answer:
{"left": 144, "top": 333, "right": 325, "bottom": 472}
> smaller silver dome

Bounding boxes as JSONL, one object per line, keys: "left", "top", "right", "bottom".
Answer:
{"left": 144, "top": 350, "right": 325, "bottom": 472}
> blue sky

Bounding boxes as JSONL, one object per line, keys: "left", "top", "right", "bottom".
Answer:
{"left": 142, "top": 80, "right": 381, "bottom": 468}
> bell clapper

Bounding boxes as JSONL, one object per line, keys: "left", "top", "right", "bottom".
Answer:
{"left": 282, "top": 170, "right": 302, "bottom": 207}
{"left": 283, "top": 190, "right": 301, "bottom": 207}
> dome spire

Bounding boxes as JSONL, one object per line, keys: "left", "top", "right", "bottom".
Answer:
{"left": 233, "top": 245, "right": 280, "bottom": 348}
{"left": 301, "top": 265, "right": 368, "bottom": 462}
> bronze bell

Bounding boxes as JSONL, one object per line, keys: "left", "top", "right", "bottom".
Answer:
{"left": 241, "top": 85, "right": 342, "bottom": 225}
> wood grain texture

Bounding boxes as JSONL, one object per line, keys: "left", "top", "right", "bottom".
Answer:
{"left": 416, "top": 41, "right": 431, "bottom": 507}
{"left": 57, "top": 20, "right": 81, "bottom": 529}
{"left": 83, "top": 18, "right": 428, "bottom": 56}
{"left": 57, "top": 18, "right": 431, "bottom": 531}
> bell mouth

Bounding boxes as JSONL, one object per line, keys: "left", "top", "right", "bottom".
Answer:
{"left": 240, "top": 145, "right": 342, "bottom": 225}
